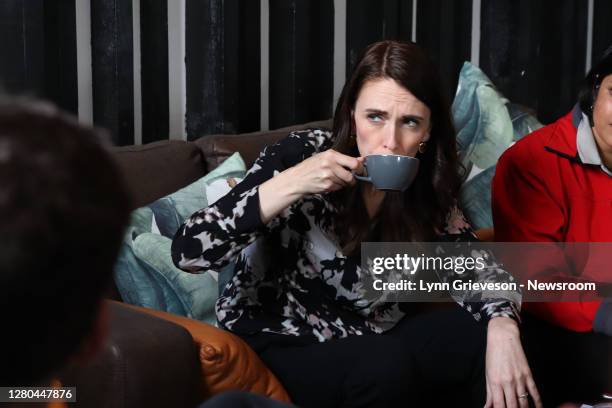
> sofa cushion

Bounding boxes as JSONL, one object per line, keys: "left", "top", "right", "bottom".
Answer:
{"left": 197, "top": 119, "right": 333, "bottom": 171}
{"left": 148, "top": 152, "right": 246, "bottom": 238}
{"left": 114, "top": 220, "right": 188, "bottom": 316}
{"left": 507, "top": 103, "right": 544, "bottom": 142}
{"left": 133, "top": 233, "right": 219, "bottom": 325}
{"left": 454, "top": 62, "right": 543, "bottom": 229}
{"left": 112, "top": 140, "right": 205, "bottom": 209}
{"left": 453, "top": 61, "right": 514, "bottom": 177}
{"left": 114, "top": 153, "right": 247, "bottom": 322}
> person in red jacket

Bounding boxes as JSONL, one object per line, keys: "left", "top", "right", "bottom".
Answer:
{"left": 492, "top": 46, "right": 612, "bottom": 405}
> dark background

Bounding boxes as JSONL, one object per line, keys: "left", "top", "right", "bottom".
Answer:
{"left": 0, "top": 0, "right": 611, "bottom": 145}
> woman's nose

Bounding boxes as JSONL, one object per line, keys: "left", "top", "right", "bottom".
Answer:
{"left": 382, "top": 124, "right": 400, "bottom": 151}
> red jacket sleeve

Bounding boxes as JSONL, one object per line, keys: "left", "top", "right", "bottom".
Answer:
{"left": 492, "top": 143, "right": 601, "bottom": 332}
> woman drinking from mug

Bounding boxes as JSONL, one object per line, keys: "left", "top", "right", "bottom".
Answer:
{"left": 172, "top": 40, "right": 540, "bottom": 408}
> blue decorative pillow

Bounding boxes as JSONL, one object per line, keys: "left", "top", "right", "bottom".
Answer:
{"left": 452, "top": 62, "right": 513, "bottom": 177}
{"left": 507, "top": 103, "right": 544, "bottom": 142}
{"left": 114, "top": 152, "right": 246, "bottom": 324}
{"left": 114, "top": 227, "right": 187, "bottom": 316}
{"left": 453, "top": 62, "right": 543, "bottom": 229}
{"left": 133, "top": 233, "right": 219, "bottom": 325}
{"left": 150, "top": 152, "right": 246, "bottom": 238}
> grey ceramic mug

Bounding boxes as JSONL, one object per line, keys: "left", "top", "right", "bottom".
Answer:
{"left": 354, "top": 154, "right": 420, "bottom": 191}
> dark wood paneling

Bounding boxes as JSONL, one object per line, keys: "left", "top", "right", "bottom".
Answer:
{"left": 186, "top": 0, "right": 223, "bottom": 139}
{"left": 186, "top": 0, "right": 260, "bottom": 140}
{"left": 228, "top": 0, "right": 260, "bottom": 134}
{"left": 140, "top": 0, "right": 169, "bottom": 143}
{"left": 481, "top": 0, "right": 587, "bottom": 124}
{"left": 416, "top": 0, "right": 472, "bottom": 104}
{"left": 0, "top": 0, "right": 77, "bottom": 114}
{"left": 346, "top": 0, "right": 414, "bottom": 75}
{"left": 91, "top": 0, "right": 134, "bottom": 146}
{"left": 592, "top": 0, "right": 612, "bottom": 67}
{"left": 269, "top": 0, "right": 333, "bottom": 129}
{"left": 0, "top": 0, "right": 44, "bottom": 95}
{"left": 43, "top": 0, "right": 78, "bottom": 114}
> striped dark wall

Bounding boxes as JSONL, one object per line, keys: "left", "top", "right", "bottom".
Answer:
{"left": 0, "top": 0, "right": 77, "bottom": 114}
{"left": 186, "top": 0, "right": 261, "bottom": 140}
{"left": 91, "top": 0, "right": 134, "bottom": 146}
{"left": 269, "top": 0, "right": 334, "bottom": 130}
{"left": 141, "top": 0, "right": 169, "bottom": 144}
{"left": 593, "top": 0, "right": 612, "bottom": 68}
{"left": 346, "top": 1, "right": 414, "bottom": 75}
{"left": 416, "top": 0, "right": 472, "bottom": 104}
{"left": 1, "top": 1, "right": 612, "bottom": 144}
{"left": 481, "top": 0, "right": 588, "bottom": 124}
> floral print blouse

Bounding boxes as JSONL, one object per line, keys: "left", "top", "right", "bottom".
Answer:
{"left": 171, "top": 128, "right": 521, "bottom": 342}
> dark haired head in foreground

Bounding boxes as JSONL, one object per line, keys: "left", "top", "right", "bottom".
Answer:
{"left": 0, "top": 101, "right": 131, "bottom": 385}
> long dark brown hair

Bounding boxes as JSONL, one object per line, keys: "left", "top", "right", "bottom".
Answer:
{"left": 329, "top": 40, "right": 461, "bottom": 256}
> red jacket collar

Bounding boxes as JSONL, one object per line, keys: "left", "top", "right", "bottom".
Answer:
{"left": 542, "top": 106, "right": 583, "bottom": 163}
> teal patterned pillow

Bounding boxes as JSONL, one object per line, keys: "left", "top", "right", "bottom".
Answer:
{"left": 114, "top": 152, "right": 246, "bottom": 323}
{"left": 507, "top": 103, "right": 544, "bottom": 142}
{"left": 454, "top": 63, "right": 543, "bottom": 229}
{"left": 133, "top": 233, "right": 219, "bottom": 325}
{"left": 114, "top": 226, "right": 186, "bottom": 316}
{"left": 452, "top": 61, "right": 513, "bottom": 177}
{"left": 459, "top": 166, "right": 496, "bottom": 230}
{"left": 150, "top": 152, "right": 246, "bottom": 238}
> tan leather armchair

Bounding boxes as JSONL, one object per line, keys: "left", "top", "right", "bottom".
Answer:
{"left": 124, "top": 302, "right": 291, "bottom": 402}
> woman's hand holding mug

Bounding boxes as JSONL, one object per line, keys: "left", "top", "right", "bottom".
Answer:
{"left": 258, "top": 150, "right": 363, "bottom": 224}
{"left": 290, "top": 149, "right": 364, "bottom": 195}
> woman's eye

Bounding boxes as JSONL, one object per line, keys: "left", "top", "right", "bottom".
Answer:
{"left": 403, "top": 119, "right": 419, "bottom": 128}
{"left": 367, "top": 114, "right": 383, "bottom": 122}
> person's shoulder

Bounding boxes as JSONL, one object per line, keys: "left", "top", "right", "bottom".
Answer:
{"left": 260, "top": 127, "right": 334, "bottom": 169}
{"left": 504, "top": 125, "right": 549, "bottom": 158}
{"left": 286, "top": 127, "right": 334, "bottom": 152}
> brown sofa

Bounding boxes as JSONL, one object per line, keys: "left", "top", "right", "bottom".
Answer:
{"left": 58, "top": 119, "right": 332, "bottom": 408}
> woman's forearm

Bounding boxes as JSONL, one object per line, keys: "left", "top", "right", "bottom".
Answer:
{"left": 258, "top": 166, "right": 303, "bottom": 224}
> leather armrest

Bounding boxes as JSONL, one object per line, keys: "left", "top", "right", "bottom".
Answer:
{"left": 126, "top": 303, "right": 291, "bottom": 403}
{"left": 58, "top": 301, "right": 202, "bottom": 408}
{"left": 475, "top": 227, "right": 495, "bottom": 242}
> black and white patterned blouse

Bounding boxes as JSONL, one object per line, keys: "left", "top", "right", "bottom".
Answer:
{"left": 171, "top": 129, "right": 521, "bottom": 342}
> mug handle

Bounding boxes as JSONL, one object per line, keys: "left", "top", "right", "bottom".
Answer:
{"left": 353, "top": 162, "right": 370, "bottom": 182}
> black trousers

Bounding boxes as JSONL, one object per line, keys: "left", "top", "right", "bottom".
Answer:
{"left": 240, "top": 305, "right": 488, "bottom": 408}
{"left": 521, "top": 314, "right": 612, "bottom": 407}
